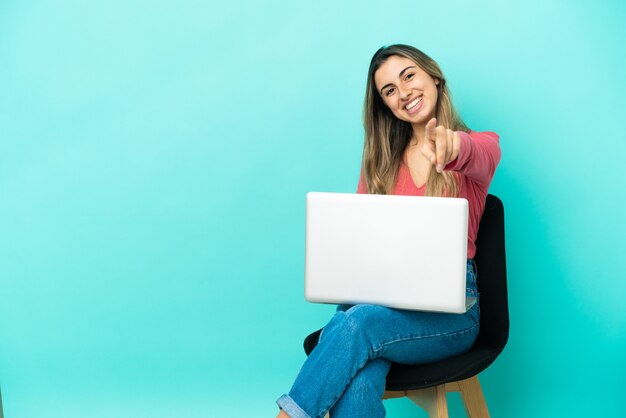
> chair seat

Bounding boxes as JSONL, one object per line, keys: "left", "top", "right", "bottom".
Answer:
{"left": 384, "top": 343, "right": 501, "bottom": 391}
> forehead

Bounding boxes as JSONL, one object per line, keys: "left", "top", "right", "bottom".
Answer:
{"left": 374, "top": 55, "right": 420, "bottom": 89}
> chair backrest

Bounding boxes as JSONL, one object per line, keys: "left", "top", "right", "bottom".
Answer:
{"left": 473, "top": 194, "right": 509, "bottom": 352}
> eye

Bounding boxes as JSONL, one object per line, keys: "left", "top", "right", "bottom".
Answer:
{"left": 384, "top": 87, "right": 395, "bottom": 97}
{"left": 405, "top": 73, "right": 414, "bottom": 80}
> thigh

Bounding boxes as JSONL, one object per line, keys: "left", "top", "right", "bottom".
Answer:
{"left": 341, "top": 303, "right": 480, "bottom": 365}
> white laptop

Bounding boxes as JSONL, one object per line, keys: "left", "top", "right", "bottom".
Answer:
{"left": 304, "top": 192, "right": 475, "bottom": 314}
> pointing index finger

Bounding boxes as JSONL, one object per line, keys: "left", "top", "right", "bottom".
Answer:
{"left": 425, "top": 117, "right": 437, "bottom": 142}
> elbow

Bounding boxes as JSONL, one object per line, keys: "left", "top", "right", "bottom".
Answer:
{"left": 484, "top": 131, "right": 502, "bottom": 169}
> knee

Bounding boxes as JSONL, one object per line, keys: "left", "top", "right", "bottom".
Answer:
{"left": 331, "top": 359, "right": 390, "bottom": 416}
{"left": 344, "top": 370, "right": 379, "bottom": 398}
{"left": 344, "top": 304, "right": 390, "bottom": 330}
{"left": 336, "top": 304, "right": 389, "bottom": 341}
{"left": 345, "top": 359, "right": 389, "bottom": 396}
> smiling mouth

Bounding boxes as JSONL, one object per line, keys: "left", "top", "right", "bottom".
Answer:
{"left": 405, "top": 96, "right": 423, "bottom": 112}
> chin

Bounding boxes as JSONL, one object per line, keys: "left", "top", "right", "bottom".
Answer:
{"left": 398, "top": 114, "right": 428, "bottom": 125}
{"left": 393, "top": 109, "right": 433, "bottom": 125}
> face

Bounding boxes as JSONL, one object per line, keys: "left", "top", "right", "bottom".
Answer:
{"left": 374, "top": 55, "right": 439, "bottom": 126}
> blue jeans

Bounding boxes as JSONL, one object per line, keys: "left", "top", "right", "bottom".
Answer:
{"left": 276, "top": 259, "right": 480, "bottom": 418}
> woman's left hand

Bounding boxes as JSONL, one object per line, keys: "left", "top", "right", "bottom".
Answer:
{"left": 421, "top": 117, "right": 461, "bottom": 173}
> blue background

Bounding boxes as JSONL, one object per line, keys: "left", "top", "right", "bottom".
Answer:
{"left": 1, "top": 1, "right": 624, "bottom": 416}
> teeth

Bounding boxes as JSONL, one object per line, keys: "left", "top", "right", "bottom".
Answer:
{"left": 406, "top": 97, "right": 422, "bottom": 110}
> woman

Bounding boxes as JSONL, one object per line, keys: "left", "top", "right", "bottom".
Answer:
{"left": 276, "top": 44, "right": 501, "bottom": 418}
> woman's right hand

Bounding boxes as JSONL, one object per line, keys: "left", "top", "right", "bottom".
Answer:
{"left": 421, "top": 117, "right": 461, "bottom": 173}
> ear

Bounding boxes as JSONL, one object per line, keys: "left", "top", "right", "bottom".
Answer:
{"left": 434, "top": 78, "right": 440, "bottom": 86}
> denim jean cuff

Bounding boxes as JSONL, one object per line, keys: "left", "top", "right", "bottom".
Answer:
{"left": 276, "top": 394, "right": 312, "bottom": 418}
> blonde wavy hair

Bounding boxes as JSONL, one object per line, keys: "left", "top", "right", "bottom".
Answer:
{"left": 362, "top": 44, "right": 470, "bottom": 196}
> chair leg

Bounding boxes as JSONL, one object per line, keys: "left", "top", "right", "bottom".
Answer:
{"left": 457, "top": 376, "right": 490, "bottom": 418}
{"left": 406, "top": 385, "right": 449, "bottom": 418}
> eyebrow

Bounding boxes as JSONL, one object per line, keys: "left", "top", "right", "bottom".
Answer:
{"left": 379, "top": 66, "right": 417, "bottom": 95}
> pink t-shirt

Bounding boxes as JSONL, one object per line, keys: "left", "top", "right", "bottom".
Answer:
{"left": 357, "top": 131, "right": 501, "bottom": 259}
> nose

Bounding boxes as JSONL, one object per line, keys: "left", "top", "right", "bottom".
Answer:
{"left": 399, "top": 86, "right": 411, "bottom": 100}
